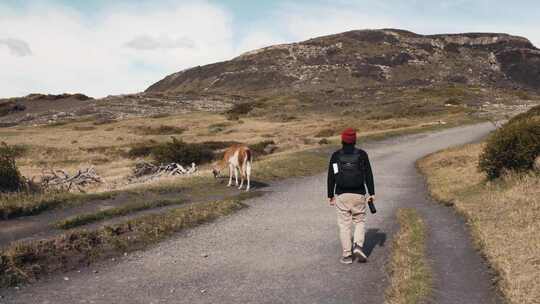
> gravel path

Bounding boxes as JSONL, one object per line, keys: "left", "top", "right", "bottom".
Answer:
{"left": 0, "top": 123, "right": 502, "bottom": 304}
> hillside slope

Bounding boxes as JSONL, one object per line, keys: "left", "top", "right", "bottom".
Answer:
{"left": 147, "top": 29, "right": 540, "bottom": 97}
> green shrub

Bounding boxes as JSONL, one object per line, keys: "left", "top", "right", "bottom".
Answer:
{"left": 315, "top": 128, "right": 335, "bottom": 138}
{"left": 199, "top": 141, "right": 239, "bottom": 150}
{"left": 134, "top": 125, "right": 187, "bottom": 135}
{"left": 0, "top": 144, "right": 28, "bottom": 158}
{"left": 225, "top": 102, "right": 261, "bottom": 120}
{"left": 515, "top": 90, "right": 532, "bottom": 100}
{"left": 127, "top": 141, "right": 159, "bottom": 159}
{"left": 0, "top": 143, "right": 24, "bottom": 192}
{"left": 479, "top": 118, "right": 540, "bottom": 179}
{"left": 508, "top": 105, "right": 540, "bottom": 124}
{"left": 152, "top": 137, "right": 215, "bottom": 165}
{"left": 249, "top": 140, "right": 275, "bottom": 155}
{"left": 318, "top": 138, "right": 329, "bottom": 145}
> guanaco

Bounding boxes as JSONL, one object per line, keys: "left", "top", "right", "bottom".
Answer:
{"left": 212, "top": 144, "right": 252, "bottom": 191}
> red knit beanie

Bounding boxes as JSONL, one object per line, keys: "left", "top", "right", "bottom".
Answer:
{"left": 341, "top": 128, "right": 356, "bottom": 144}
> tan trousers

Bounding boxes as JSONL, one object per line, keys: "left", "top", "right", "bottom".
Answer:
{"left": 335, "top": 193, "right": 367, "bottom": 257}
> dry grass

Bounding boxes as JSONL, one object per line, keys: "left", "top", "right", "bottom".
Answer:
{"left": 0, "top": 111, "right": 480, "bottom": 220}
{"left": 0, "top": 110, "right": 477, "bottom": 189}
{"left": 417, "top": 144, "right": 540, "bottom": 304}
{"left": 254, "top": 149, "right": 329, "bottom": 182}
{"left": 53, "top": 198, "right": 185, "bottom": 229}
{"left": 0, "top": 195, "right": 258, "bottom": 287}
{"left": 385, "top": 208, "right": 431, "bottom": 304}
{"left": 0, "top": 191, "right": 116, "bottom": 220}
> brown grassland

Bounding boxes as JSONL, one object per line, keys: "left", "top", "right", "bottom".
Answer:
{"left": 1, "top": 110, "right": 476, "bottom": 185}
{"left": 385, "top": 208, "right": 431, "bottom": 304}
{"left": 0, "top": 107, "right": 481, "bottom": 287}
{"left": 417, "top": 143, "right": 540, "bottom": 304}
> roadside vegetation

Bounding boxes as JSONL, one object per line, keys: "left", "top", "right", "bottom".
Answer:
{"left": 0, "top": 195, "right": 258, "bottom": 288}
{"left": 0, "top": 143, "right": 25, "bottom": 192}
{"left": 385, "top": 208, "right": 431, "bottom": 304}
{"left": 417, "top": 105, "right": 540, "bottom": 304}
{"left": 52, "top": 198, "right": 185, "bottom": 229}
{"left": 0, "top": 106, "right": 488, "bottom": 289}
{"left": 0, "top": 191, "right": 115, "bottom": 220}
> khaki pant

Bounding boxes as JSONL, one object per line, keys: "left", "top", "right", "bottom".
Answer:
{"left": 335, "top": 193, "right": 366, "bottom": 257}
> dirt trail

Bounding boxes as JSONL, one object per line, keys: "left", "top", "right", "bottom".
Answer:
{"left": 0, "top": 123, "right": 502, "bottom": 304}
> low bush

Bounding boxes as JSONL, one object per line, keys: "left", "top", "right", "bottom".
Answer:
{"left": 249, "top": 140, "right": 276, "bottom": 155}
{"left": 515, "top": 90, "right": 532, "bottom": 100}
{"left": 508, "top": 105, "right": 540, "bottom": 124}
{"left": 318, "top": 138, "right": 329, "bottom": 145}
{"left": 152, "top": 137, "right": 215, "bottom": 165}
{"left": 0, "top": 143, "right": 24, "bottom": 192}
{"left": 127, "top": 139, "right": 240, "bottom": 162}
{"left": 134, "top": 125, "right": 187, "bottom": 135}
{"left": 72, "top": 126, "right": 96, "bottom": 131}
{"left": 208, "top": 122, "right": 233, "bottom": 133}
{"left": 225, "top": 102, "right": 261, "bottom": 120}
{"left": 127, "top": 141, "right": 159, "bottom": 159}
{"left": 479, "top": 116, "right": 540, "bottom": 179}
{"left": 199, "top": 141, "right": 239, "bottom": 150}
{"left": 315, "top": 128, "right": 335, "bottom": 138}
{"left": 0, "top": 144, "right": 28, "bottom": 158}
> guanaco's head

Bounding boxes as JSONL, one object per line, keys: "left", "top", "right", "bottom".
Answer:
{"left": 212, "top": 166, "right": 221, "bottom": 179}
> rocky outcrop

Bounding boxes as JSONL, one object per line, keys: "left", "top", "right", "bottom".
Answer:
{"left": 146, "top": 29, "right": 540, "bottom": 96}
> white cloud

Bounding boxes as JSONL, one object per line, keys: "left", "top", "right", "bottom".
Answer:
{"left": 0, "top": 38, "right": 32, "bottom": 56}
{"left": 276, "top": 4, "right": 395, "bottom": 41}
{"left": 124, "top": 35, "right": 195, "bottom": 50}
{"left": 0, "top": 1, "right": 235, "bottom": 98}
{"left": 1, "top": 1, "right": 537, "bottom": 98}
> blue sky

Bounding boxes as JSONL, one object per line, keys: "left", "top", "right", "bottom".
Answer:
{"left": 0, "top": 0, "right": 539, "bottom": 97}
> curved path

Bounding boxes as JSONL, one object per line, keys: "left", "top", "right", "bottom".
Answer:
{"left": 1, "top": 123, "right": 501, "bottom": 304}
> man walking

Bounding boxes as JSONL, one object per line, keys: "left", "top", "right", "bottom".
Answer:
{"left": 327, "top": 128, "right": 375, "bottom": 264}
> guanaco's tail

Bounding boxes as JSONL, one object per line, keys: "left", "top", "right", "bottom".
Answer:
{"left": 245, "top": 149, "right": 252, "bottom": 163}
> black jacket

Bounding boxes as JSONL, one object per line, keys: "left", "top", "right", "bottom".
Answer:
{"left": 327, "top": 143, "right": 375, "bottom": 198}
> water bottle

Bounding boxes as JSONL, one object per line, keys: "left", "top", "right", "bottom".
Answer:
{"left": 368, "top": 197, "right": 376, "bottom": 214}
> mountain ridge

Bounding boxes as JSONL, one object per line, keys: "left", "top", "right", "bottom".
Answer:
{"left": 146, "top": 29, "right": 540, "bottom": 96}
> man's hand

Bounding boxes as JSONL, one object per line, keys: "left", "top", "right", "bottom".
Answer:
{"left": 367, "top": 195, "right": 375, "bottom": 203}
{"left": 328, "top": 197, "right": 336, "bottom": 206}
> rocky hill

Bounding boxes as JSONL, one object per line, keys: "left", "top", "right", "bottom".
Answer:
{"left": 2, "top": 29, "right": 539, "bottom": 127}
{"left": 147, "top": 29, "right": 540, "bottom": 96}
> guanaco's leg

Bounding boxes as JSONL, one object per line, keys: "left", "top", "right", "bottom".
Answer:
{"left": 227, "top": 163, "right": 233, "bottom": 187}
{"left": 246, "top": 161, "right": 251, "bottom": 191}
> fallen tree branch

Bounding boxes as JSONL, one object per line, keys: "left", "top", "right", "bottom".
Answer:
{"left": 39, "top": 167, "right": 103, "bottom": 192}
{"left": 129, "top": 160, "right": 197, "bottom": 182}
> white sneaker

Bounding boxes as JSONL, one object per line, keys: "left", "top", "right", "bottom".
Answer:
{"left": 353, "top": 245, "right": 367, "bottom": 263}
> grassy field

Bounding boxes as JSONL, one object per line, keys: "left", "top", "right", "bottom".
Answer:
{"left": 52, "top": 198, "right": 185, "bottom": 229}
{"left": 0, "top": 110, "right": 482, "bottom": 220}
{"left": 1, "top": 109, "right": 477, "bottom": 187}
{"left": 0, "top": 108, "right": 484, "bottom": 288}
{"left": 417, "top": 143, "right": 540, "bottom": 304}
{"left": 385, "top": 208, "right": 431, "bottom": 304}
{"left": 0, "top": 194, "right": 260, "bottom": 288}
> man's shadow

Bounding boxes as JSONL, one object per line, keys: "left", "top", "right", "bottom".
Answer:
{"left": 363, "top": 228, "right": 387, "bottom": 257}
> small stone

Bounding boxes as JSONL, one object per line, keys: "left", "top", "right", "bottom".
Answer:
{"left": 200, "top": 289, "right": 206, "bottom": 294}
{"left": 93, "top": 270, "right": 99, "bottom": 274}
{"left": 63, "top": 277, "right": 69, "bottom": 281}
{"left": 201, "top": 253, "right": 209, "bottom": 258}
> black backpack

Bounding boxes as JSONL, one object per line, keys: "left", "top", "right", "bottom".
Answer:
{"left": 335, "top": 149, "right": 365, "bottom": 190}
